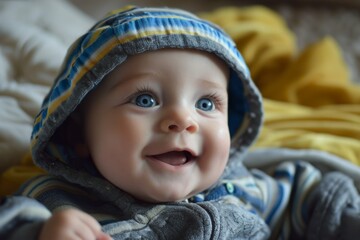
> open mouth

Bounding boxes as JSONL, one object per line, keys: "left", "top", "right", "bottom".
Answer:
{"left": 148, "top": 150, "right": 196, "bottom": 166}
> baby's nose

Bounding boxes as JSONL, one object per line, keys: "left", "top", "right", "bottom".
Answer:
{"left": 160, "top": 109, "right": 198, "bottom": 133}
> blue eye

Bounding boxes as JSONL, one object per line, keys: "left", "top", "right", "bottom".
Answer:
{"left": 135, "top": 94, "right": 157, "bottom": 108}
{"left": 196, "top": 98, "right": 214, "bottom": 111}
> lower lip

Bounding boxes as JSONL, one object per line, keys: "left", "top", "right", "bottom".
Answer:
{"left": 146, "top": 157, "right": 195, "bottom": 172}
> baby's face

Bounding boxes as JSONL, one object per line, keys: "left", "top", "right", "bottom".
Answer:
{"left": 84, "top": 49, "right": 230, "bottom": 203}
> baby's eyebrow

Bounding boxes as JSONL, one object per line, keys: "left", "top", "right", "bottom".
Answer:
{"left": 105, "top": 72, "right": 159, "bottom": 93}
{"left": 198, "top": 79, "right": 227, "bottom": 91}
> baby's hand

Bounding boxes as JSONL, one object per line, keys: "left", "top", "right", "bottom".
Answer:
{"left": 39, "top": 208, "right": 112, "bottom": 240}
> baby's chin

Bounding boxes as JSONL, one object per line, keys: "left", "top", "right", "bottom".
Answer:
{"left": 133, "top": 192, "right": 191, "bottom": 204}
{"left": 130, "top": 187, "right": 204, "bottom": 203}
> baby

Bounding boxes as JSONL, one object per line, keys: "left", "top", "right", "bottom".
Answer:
{"left": 1, "top": 6, "right": 360, "bottom": 240}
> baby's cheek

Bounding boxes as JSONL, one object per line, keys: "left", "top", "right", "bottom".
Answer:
{"left": 216, "top": 126, "right": 231, "bottom": 165}
{"left": 203, "top": 124, "right": 230, "bottom": 170}
{"left": 215, "top": 125, "right": 231, "bottom": 150}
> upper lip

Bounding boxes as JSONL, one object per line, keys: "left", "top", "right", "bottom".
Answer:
{"left": 175, "top": 147, "right": 197, "bottom": 158}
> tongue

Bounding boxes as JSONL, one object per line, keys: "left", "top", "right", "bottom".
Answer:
{"left": 153, "top": 151, "right": 187, "bottom": 166}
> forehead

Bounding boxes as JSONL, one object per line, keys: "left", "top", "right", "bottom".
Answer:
{"left": 99, "top": 48, "right": 229, "bottom": 90}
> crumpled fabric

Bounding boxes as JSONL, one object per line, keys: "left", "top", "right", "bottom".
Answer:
{"left": 307, "top": 172, "right": 360, "bottom": 240}
{"left": 200, "top": 6, "right": 360, "bottom": 165}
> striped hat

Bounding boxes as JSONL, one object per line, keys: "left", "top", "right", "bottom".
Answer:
{"left": 31, "top": 6, "right": 262, "bottom": 172}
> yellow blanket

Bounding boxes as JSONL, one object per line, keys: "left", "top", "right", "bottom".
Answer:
{"left": 1, "top": 5, "right": 360, "bottom": 197}
{"left": 200, "top": 5, "right": 360, "bottom": 164}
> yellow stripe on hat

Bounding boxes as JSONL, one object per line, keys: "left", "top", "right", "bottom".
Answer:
{"left": 46, "top": 37, "right": 118, "bottom": 122}
{"left": 84, "top": 27, "right": 108, "bottom": 49}
{"left": 106, "top": 5, "right": 136, "bottom": 17}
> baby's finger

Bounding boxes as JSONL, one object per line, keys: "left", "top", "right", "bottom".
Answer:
{"left": 96, "top": 232, "right": 113, "bottom": 240}
{"left": 75, "top": 210, "right": 112, "bottom": 239}
{"left": 73, "top": 221, "right": 100, "bottom": 240}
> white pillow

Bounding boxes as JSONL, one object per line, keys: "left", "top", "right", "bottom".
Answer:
{"left": 0, "top": 0, "right": 94, "bottom": 172}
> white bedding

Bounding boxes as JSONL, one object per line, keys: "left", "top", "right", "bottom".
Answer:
{"left": 0, "top": 0, "right": 94, "bottom": 172}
